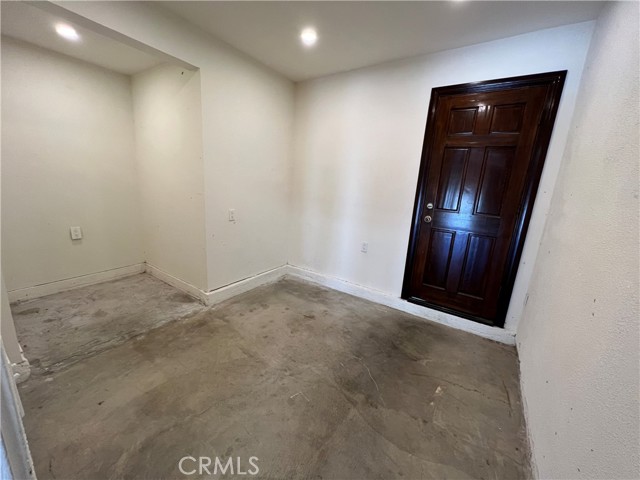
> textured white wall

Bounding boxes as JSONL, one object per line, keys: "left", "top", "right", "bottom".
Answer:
{"left": 291, "top": 22, "right": 594, "bottom": 333}
{"left": 1, "top": 37, "right": 144, "bottom": 291}
{"left": 53, "top": 1, "right": 295, "bottom": 292}
{"left": 132, "top": 64, "right": 208, "bottom": 291}
{"left": 517, "top": 2, "right": 639, "bottom": 478}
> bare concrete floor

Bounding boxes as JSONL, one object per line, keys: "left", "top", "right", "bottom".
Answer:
{"left": 12, "top": 274, "right": 205, "bottom": 374}
{"left": 15, "top": 275, "right": 529, "bottom": 479}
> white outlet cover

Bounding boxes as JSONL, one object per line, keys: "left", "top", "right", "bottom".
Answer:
{"left": 70, "top": 226, "right": 83, "bottom": 240}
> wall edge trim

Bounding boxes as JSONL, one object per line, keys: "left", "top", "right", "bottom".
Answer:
{"left": 203, "top": 266, "right": 288, "bottom": 305}
{"left": 145, "top": 263, "right": 208, "bottom": 304}
{"left": 7, "top": 263, "right": 146, "bottom": 303}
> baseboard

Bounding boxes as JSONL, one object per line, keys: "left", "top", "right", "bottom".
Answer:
{"left": 145, "top": 263, "right": 208, "bottom": 304}
{"left": 8, "top": 262, "right": 287, "bottom": 307}
{"left": 7, "top": 263, "right": 146, "bottom": 303}
{"left": 284, "top": 265, "right": 516, "bottom": 345}
{"left": 147, "top": 264, "right": 288, "bottom": 306}
{"left": 203, "top": 266, "right": 288, "bottom": 305}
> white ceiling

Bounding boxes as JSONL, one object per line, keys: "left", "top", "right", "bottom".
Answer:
{"left": 1, "top": 2, "right": 165, "bottom": 75}
{"left": 0, "top": 1, "right": 604, "bottom": 80}
{"left": 161, "top": 1, "right": 604, "bottom": 81}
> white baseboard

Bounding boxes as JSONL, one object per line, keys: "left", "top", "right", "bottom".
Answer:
{"left": 145, "top": 263, "right": 208, "bottom": 304}
{"left": 146, "top": 264, "right": 289, "bottom": 307}
{"left": 7, "top": 264, "right": 146, "bottom": 303}
{"left": 284, "top": 265, "right": 516, "bottom": 345}
{"left": 203, "top": 266, "right": 288, "bottom": 305}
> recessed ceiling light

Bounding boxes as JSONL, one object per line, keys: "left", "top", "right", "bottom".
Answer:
{"left": 300, "top": 27, "right": 318, "bottom": 47}
{"left": 55, "top": 24, "right": 80, "bottom": 41}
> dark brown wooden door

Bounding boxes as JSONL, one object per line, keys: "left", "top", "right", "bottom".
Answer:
{"left": 402, "top": 72, "right": 566, "bottom": 327}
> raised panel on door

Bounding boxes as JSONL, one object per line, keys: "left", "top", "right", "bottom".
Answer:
{"left": 436, "top": 148, "right": 469, "bottom": 212}
{"left": 458, "top": 234, "right": 496, "bottom": 299}
{"left": 422, "top": 229, "right": 456, "bottom": 289}
{"left": 448, "top": 107, "right": 478, "bottom": 135}
{"left": 489, "top": 103, "right": 526, "bottom": 133}
{"left": 475, "top": 147, "right": 515, "bottom": 217}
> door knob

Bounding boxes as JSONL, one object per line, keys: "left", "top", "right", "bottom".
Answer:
{"left": 424, "top": 215, "right": 432, "bottom": 223}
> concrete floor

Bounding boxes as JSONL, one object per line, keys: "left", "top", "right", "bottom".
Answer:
{"left": 14, "top": 274, "right": 529, "bottom": 479}
{"left": 11, "top": 274, "right": 204, "bottom": 374}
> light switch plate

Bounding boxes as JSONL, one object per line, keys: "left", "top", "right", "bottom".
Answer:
{"left": 70, "top": 226, "right": 83, "bottom": 240}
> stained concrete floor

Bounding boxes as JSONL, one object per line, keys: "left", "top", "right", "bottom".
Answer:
{"left": 14, "top": 274, "right": 529, "bottom": 479}
{"left": 11, "top": 274, "right": 204, "bottom": 374}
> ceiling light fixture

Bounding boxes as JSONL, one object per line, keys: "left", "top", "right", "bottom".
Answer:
{"left": 300, "top": 27, "right": 318, "bottom": 47}
{"left": 55, "top": 23, "right": 80, "bottom": 41}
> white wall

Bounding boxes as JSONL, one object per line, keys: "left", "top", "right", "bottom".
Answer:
{"left": 132, "top": 64, "right": 208, "bottom": 291}
{"left": 52, "top": 1, "right": 295, "bottom": 293}
{"left": 1, "top": 37, "right": 144, "bottom": 292}
{"left": 517, "top": 2, "right": 639, "bottom": 478}
{"left": 291, "top": 22, "right": 595, "bottom": 333}
{"left": 201, "top": 53, "right": 293, "bottom": 290}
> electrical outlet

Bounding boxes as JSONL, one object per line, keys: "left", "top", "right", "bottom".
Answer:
{"left": 70, "top": 226, "right": 83, "bottom": 240}
{"left": 361, "top": 242, "right": 368, "bottom": 253}
{"left": 228, "top": 209, "right": 236, "bottom": 222}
